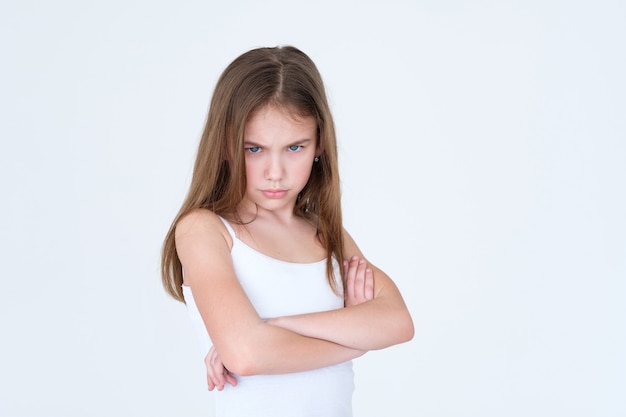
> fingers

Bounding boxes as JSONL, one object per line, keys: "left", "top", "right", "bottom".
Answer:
{"left": 364, "top": 265, "right": 374, "bottom": 300}
{"left": 205, "top": 347, "right": 222, "bottom": 391}
{"left": 205, "top": 346, "right": 237, "bottom": 391}
{"left": 224, "top": 370, "right": 238, "bottom": 387}
{"left": 353, "top": 258, "right": 367, "bottom": 301}
{"left": 344, "top": 256, "right": 375, "bottom": 307}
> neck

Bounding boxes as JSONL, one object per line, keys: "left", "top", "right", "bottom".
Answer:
{"left": 236, "top": 198, "right": 298, "bottom": 225}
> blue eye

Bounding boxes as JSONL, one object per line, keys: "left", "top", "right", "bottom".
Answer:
{"left": 288, "top": 145, "right": 302, "bottom": 152}
{"left": 246, "top": 146, "right": 261, "bottom": 153}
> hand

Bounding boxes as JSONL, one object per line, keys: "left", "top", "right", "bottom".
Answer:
{"left": 205, "top": 345, "right": 238, "bottom": 391}
{"left": 343, "top": 256, "right": 375, "bottom": 307}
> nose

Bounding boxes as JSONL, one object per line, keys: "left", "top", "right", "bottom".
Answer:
{"left": 265, "top": 153, "right": 284, "bottom": 181}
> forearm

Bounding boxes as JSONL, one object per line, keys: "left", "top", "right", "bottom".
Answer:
{"left": 223, "top": 322, "right": 364, "bottom": 376}
{"left": 276, "top": 251, "right": 415, "bottom": 351}
{"left": 267, "top": 296, "right": 414, "bottom": 351}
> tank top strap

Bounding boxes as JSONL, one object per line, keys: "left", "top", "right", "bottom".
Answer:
{"left": 217, "top": 215, "right": 237, "bottom": 240}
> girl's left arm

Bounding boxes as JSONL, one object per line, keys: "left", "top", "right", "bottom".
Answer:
{"left": 268, "top": 229, "right": 414, "bottom": 351}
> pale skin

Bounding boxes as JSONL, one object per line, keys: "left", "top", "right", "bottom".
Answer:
{"left": 176, "top": 105, "right": 414, "bottom": 391}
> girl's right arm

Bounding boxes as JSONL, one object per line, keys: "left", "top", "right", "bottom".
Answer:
{"left": 176, "top": 209, "right": 364, "bottom": 377}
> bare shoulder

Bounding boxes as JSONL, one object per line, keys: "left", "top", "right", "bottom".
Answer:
{"left": 175, "top": 209, "right": 234, "bottom": 286}
{"left": 175, "top": 208, "right": 232, "bottom": 247}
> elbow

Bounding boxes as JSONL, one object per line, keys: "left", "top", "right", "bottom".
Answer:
{"left": 215, "top": 322, "right": 276, "bottom": 376}
{"left": 389, "top": 310, "right": 415, "bottom": 346}
{"left": 220, "top": 343, "right": 262, "bottom": 376}
{"left": 400, "top": 315, "right": 415, "bottom": 343}
{"left": 225, "top": 361, "right": 257, "bottom": 377}
{"left": 369, "top": 310, "right": 415, "bottom": 351}
{"left": 222, "top": 359, "right": 253, "bottom": 377}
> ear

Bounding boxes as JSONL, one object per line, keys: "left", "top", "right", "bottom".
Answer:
{"left": 316, "top": 137, "right": 325, "bottom": 157}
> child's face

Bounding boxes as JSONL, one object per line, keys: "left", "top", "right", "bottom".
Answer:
{"left": 242, "top": 105, "right": 319, "bottom": 214}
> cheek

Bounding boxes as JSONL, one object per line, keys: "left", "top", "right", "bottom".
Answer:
{"left": 295, "top": 162, "right": 314, "bottom": 183}
{"left": 244, "top": 160, "right": 258, "bottom": 184}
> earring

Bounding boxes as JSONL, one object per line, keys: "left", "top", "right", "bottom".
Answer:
{"left": 314, "top": 157, "right": 319, "bottom": 162}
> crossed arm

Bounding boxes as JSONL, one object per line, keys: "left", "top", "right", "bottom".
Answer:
{"left": 267, "top": 231, "right": 414, "bottom": 351}
{"left": 176, "top": 210, "right": 414, "bottom": 390}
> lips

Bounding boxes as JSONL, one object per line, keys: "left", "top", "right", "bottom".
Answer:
{"left": 262, "top": 189, "right": 288, "bottom": 199}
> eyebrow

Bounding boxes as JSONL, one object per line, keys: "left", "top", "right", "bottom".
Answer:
{"left": 243, "top": 138, "right": 314, "bottom": 147}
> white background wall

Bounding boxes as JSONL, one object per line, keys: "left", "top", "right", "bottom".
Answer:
{"left": 1, "top": 1, "right": 624, "bottom": 416}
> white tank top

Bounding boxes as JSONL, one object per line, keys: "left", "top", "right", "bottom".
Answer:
{"left": 182, "top": 217, "right": 354, "bottom": 417}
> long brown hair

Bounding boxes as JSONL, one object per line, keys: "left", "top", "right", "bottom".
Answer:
{"left": 161, "top": 46, "right": 345, "bottom": 302}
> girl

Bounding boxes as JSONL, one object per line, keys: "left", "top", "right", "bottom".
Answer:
{"left": 161, "top": 45, "right": 414, "bottom": 416}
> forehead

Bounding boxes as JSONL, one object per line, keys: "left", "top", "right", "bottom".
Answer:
{"left": 244, "top": 105, "right": 316, "bottom": 142}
